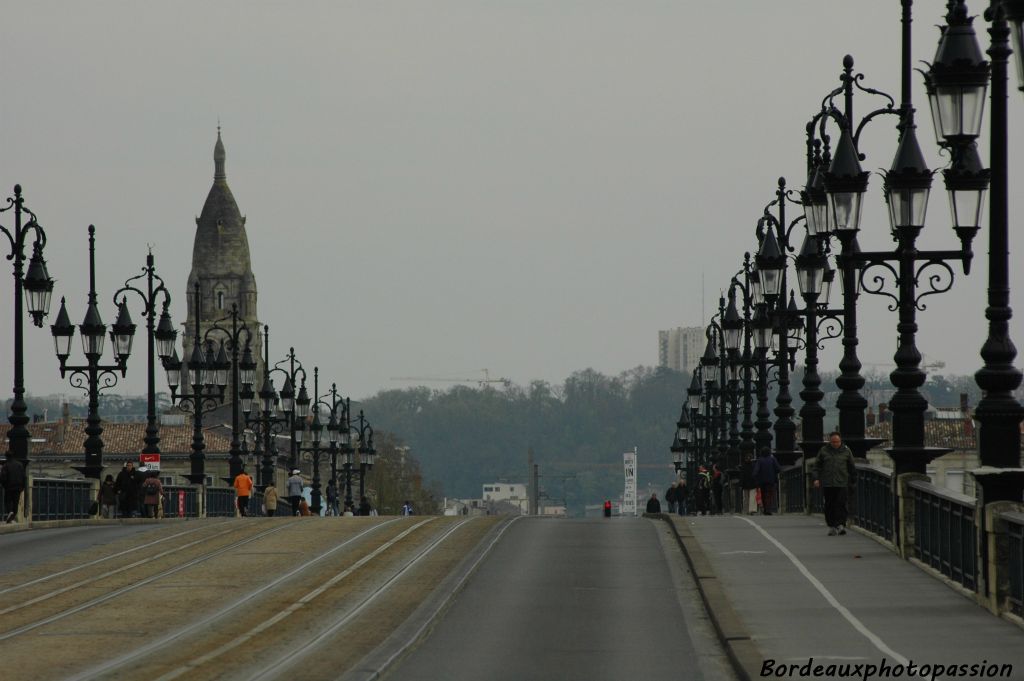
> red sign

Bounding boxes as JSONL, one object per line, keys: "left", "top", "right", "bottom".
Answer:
{"left": 140, "top": 453, "right": 160, "bottom": 471}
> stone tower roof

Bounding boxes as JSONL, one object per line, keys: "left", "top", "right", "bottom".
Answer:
{"left": 188, "top": 129, "right": 254, "bottom": 281}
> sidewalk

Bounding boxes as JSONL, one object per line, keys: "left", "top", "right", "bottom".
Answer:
{"left": 665, "top": 513, "right": 1024, "bottom": 681}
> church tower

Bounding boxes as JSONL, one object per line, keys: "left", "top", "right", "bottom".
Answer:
{"left": 184, "top": 129, "right": 264, "bottom": 395}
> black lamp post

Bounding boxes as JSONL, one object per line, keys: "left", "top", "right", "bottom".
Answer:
{"left": 1, "top": 185, "right": 54, "bottom": 469}
{"left": 164, "top": 282, "right": 228, "bottom": 484}
{"left": 114, "top": 250, "right": 176, "bottom": 456}
{"left": 320, "top": 382, "right": 351, "bottom": 510}
{"left": 352, "top": 410, "right": 376, "bottom": 504}
{"left": 240, "top": 325, "right": 293, "bottom": 490}
{"left": 203, "top": 304, "right": 257, "bottom": 482}
{"left": 793, "top": 231, "right": 845, "bottom": 465}
{"left": 817, "top": 3, "right": 976, "bottom": 480}
{"left": 297, "top": 367, "right": 329, "bottom": 515}
{"left": 724, "top": 257, "right": 759, "bottom": 464}
{"left": 271, "top": 348, "right": 310, "bottom": 472}
{"left": 52, "top": 226, "right": 135, "bottom": 479}
{"left": 942, "top": 0, "right": 1024, "bottom": 501}
{"left": 753, "top": 186, "right": 804, "bottom": 466}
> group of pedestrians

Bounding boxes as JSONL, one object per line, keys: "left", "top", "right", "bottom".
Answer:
{"left": 642, "top": 430, "right": 855, "bottom": 538}
{"left": 107, "top": 461, "right": 163, "bottom": 518}
{"left": 238, "top": 468, "right": 383, "bottom": 518}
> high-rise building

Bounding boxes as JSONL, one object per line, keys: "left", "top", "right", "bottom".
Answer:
{"left": 183, "top": 129, "right": 264, "bottom": 395}
{"left": 658, "top": 326, "right": 704, "bottom": 373}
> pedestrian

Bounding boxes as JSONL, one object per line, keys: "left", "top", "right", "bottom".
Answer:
{"left": 741, "top": 455, "right": 758, "bottom": 515}
{"left": 233, "top": 466, "right": 254, "bottom": 517}
{"left": 813, "top": 431, "right": 857, "bottom": 536}
{"left": 140, "top": 469, "right": 163, "bottom": 519}
{"left": 645, "top": 492, "right": 662, "bottom": 514}
{"left": 0, "top": 456, "right": 26, "bottom": 523}
{"left": 357, "top": 496, "right": 372, "bottom": 516}
{"left": 114, "top": 461, "right": 141, "bottom": 518}
{"left": 753, "top": 449, "right": 781, "bottom": 515}
{"left": 696, "top": 466, "right": 712, "bottom": 515}
{"left": 325, "top": 479, "right": 340, "bottom": 516}
{"left": 298, "top": 498, "right": 312, "bottom": 516}
{"left": 665, "top": 482, "right": 678, "bottom": 514}
{"left": 263, "top": 481, "right": 279, "bottom": 517}
{"left": 286, "top": 469, "right": 303, "bottom": 516}
{"left": 711, "top": 463, "right": 724, "bottom": 514}
{"left": 401, "top": 500, "right": 414, "bottom": 516}
{"left": 99, "top": 474, "right": 117, "bottom": 519}
{"left": 343, "top": 500, "right": 355, "bottom": 516}
{"left": 676, "top": 478, "right": 688, "bottom": 516}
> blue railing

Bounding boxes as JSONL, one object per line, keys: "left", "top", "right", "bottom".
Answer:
{"left": 1004, "top": 512, "right": 1024, "bottom": 617}
{"left": 206, "top": 487, "right": 237, "bottom": 517}
{"left": 31, "top": 478, "right": 94, "bottom": 521}
{"left": 781, "top": 465, "right": 804, "bottom": 513}
{"left": 852, "top": 464, "right": 893, "bottom": 542}
{"left": 909, "top": 479, "right": 977, "bottom": 592}
{"left": 161, "top": 486, "right": 199, "bottom": 518}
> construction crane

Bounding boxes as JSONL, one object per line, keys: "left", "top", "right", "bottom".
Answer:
{"left": 390, "top": 369, "right": 512, "bottom": 388}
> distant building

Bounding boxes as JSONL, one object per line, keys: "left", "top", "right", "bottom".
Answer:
{"left": 182, "top": 129, "right": 264, "bottom": 397}
{"left": 658, "top": 326, "right": 705, "bottom": 372}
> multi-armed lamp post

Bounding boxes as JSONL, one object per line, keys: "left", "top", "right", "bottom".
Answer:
{"left": 1, "top": 185, "right": 54, "bottom": 469}
{"left": 163, "top": 282, "right": 229, "bottom": 484}
{"left": 114, "top": 250, "right": 177, "bottom": 456}
{"left": 52, "top": 226, "right": 137, "bottom": 479}
{"left": 203, "top": 304, "right": 257, "bottom": 481}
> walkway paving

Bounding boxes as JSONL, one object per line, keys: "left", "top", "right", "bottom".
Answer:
{"left": 666, "top": 513, "right": 1024, "bottom": 681}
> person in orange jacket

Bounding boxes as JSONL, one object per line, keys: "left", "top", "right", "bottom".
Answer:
{"left": 233, "top": 466, "right": 254, "bottom": 517}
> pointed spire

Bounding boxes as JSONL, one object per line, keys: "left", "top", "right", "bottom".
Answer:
{"left": 214, "top": 126, "right": 226, "bottom": 180}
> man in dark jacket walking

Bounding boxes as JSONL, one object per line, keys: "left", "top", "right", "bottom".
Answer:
{"left": 665, "top": 482, "right": 678, "bottom": 514}
{"left": 1, "top": 456, "right": 26, "bottom": 523}
{"left": 114, "top": 461, "right": 141, "bottom": 518}
{"left": 645, "top": 492, "right": 661, "bottom": 514}
{"left": 813, "top": 431, "right": 857, "bottom": 536}
{"left": 753, "top": 449, "right": 781, "bottom": 515}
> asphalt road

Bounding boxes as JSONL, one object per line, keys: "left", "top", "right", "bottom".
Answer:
{"left": 0, "top": 523, "right": 170, "bottom": 573}
{"left": 384, "top": 517, "right": 736, "bottom": 681}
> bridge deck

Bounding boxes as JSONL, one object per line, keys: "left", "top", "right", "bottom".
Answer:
{"left": 671, "top": 513, "right": 1024, "bottom": 680}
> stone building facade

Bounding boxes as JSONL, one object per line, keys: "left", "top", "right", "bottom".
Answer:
{"left": 182, "top": 129, "right": 264, "bottom": 394}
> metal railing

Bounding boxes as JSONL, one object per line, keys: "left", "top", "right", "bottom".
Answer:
{"left": 1004, "top": 512, "right": 1024, "bottom": 617}
{"left": 781, "top": 465, "right": 804, "bottom": 513}
{"left": 852, "top": 464, "right": 893, "bottom": 542}
{"left": 909, "top": 478, "right": 977, "bottom": 592}
{"left": 162, "top": 485, "right": 199, "bottom": 518}
{"left": 31, "top": 478, "right": 94, "bottom": 521}
{"left": 206, "top": 487, "right": 237, "bottom": 518}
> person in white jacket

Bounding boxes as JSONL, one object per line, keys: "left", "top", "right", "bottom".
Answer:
{"left": 286, "top": 469, "right": 304, "bottom": 516}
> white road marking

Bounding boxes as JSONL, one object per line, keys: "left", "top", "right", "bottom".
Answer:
{"left": 736, "top": 516, "right": 909, "bottom": 666}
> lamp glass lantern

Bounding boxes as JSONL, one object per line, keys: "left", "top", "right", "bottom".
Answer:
{"left": 924, "top": 3, "right": 990, "bottom": 143}
{"left": 51, "top": 297, "right": 75, "bottom": 361}
{"left": 23, "top": 244, "right": 54, "bottom": 325}
{"left": 280, "top": 378, "right": 295, "bottom": 414}
{"left": 795, "top": 235, "right": 826, "bottom": 298}
{"left": 755, "top": 229, "right": 784, "bottom": 299}
{"left": 110, "top": 299, "right": 136, "bottom": 362}
{"left": 823, "top": 129, "right": 869, "bottom": 236}
{"left": 154, "top": 309, "right": 177, "bottom": 360}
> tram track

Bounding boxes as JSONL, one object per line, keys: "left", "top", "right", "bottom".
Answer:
{"left": 0, "top": 516, "right": 503, "bottom": 681}
{"left": 0, "top": 519, "right": 300, "bottom": 642}
{"left": 0, "top": 521, "right": 229, "bottom": 597}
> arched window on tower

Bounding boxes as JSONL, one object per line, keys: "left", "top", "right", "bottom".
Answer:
{"left": 217, "top": 291, "right": 225, "bottom": 310}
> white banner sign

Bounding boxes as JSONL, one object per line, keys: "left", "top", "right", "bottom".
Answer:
{"left": 623, "top": 449, "right": 637, "bottom": 516}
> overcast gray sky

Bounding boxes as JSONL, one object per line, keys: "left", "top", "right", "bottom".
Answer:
{"left": 3, "top": 0, "right": 1023, "bottom": 405}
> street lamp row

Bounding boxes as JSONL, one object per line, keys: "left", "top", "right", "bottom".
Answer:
{"left": 669, "top": 0, "right": 1024, "bottom": 511}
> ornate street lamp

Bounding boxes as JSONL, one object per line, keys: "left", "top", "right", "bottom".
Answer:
{"left": 203, "top": 304, "right": 257, "bottom": 482}
{"left": 165, "top": 282, "right": 227, "bottom": 484}
{"left": 241, "top": 325, "right": 293, "bottom": 490}
{"left": 1, "top": 185, "right": 54, "bottom": 469}
{"left": 52, "top": 226, "right": 135, "bottom": 478}
{"left": 297, "top": 367, "right": 331, "bottom": 515}
{"left": 114, "top": 249, "right": 176, "bottom": 456}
